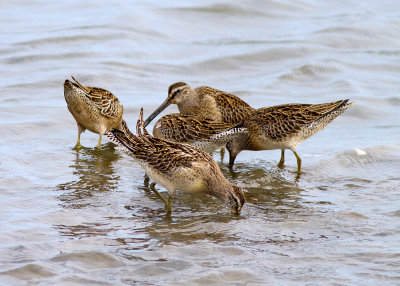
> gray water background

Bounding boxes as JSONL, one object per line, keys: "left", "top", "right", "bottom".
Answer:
{"left": 1, "top": 1, "right": 400, "bottom": 285}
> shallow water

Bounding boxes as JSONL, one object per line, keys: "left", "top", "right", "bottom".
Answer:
{"left": 1, "top": 1, "right": 400, "bottom": 285}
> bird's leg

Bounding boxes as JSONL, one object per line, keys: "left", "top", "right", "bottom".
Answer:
{"left": 166, "top": 196, "right": 172, "bottom": 215}
{"left": 143, "top": 174, "right": 150, "bottom": 187}
{"left": 73, "top": 122, "right": 85, "bottom": 149}
{"left": 220, "top": 147, "right": 225, "bottom": 162}
{"left": 228, "top": 152, "right": 237, "bottom": 169}
{"left": 150, "top": 183, "right": 172, "bottom": 213}
{"left": 278, "top": 149, "right": 285, "bottom": 168}
{"left": 96, "top": 134, "right": 102, "bottom": 149}
{"left": 75, "top": 132, "right": 82, "bottom": 149}
{"left": 292, "top": 150, "right": 302, "bottom": 177}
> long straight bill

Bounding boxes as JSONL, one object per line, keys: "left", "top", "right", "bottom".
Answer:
{"left": 143, "top": 97, "right": 172, "bottom": 127}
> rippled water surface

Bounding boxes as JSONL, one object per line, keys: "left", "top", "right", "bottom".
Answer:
{"left": 1, "top": 1, "right": 400, "bottom": 285}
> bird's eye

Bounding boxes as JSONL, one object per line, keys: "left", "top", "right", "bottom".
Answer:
{"left": 170, "top": 89, "right": 181, "bottom": 99}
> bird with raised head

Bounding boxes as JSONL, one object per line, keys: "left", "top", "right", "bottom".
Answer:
{"left": 143, "top": 82, "right": 254, "bottom": 127}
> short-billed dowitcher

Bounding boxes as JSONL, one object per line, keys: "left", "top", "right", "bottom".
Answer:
{"left": 107, "top": 109, "right": 245, "bottom": 214}
{"left": 226, "top": 100, "right": 355, "bottom": 176}
{"left": 153, "top": 113, "right": 247, "bottom": 153}
{"left": 144, "top": 82, "right": 254, "bottom": 126}
{"left": 64, "top": 76, "right": 123, "bottom": 149}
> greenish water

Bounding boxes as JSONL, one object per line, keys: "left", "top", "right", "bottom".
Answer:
{"left": 1, "top": 1, "right": 400, "bottom": 285}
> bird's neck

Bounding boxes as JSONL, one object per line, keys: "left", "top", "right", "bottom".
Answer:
{"left": 177, "top": 92, "right": 201, "bottom": 114}
{"left": 205, "top": 174, "right": 233, "bottom": 203}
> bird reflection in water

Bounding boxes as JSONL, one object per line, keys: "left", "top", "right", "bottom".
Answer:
{"left": 223, "top": 161, "right": 307, "bottom": 216}
{"left": 56, "top": 142, "right": 121, "bottom": 209}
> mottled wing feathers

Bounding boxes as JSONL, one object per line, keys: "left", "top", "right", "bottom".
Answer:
{"left": 299, "top": 100, "right": 350, "bottom": 115}
{"left": 71, "top": 76, "right": 123, "bottom": 119}
{"left": 248, "top": 100, "right": 350, "bottom": 140}
{"left": 86, "top": 87, "right": 122, "bottom": 119}
{"left": 196, "top": 86, "right": 254, "bottom": 123}
{"left": 153, "top": 114, "right": 237, "bottom": 142}
{"left": 108, "top": 110, "right": 214, "bottom": 175}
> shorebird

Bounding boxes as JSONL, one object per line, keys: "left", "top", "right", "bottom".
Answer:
{"left": 153, "top": 113, "right": 247, "bottom": 153}
{"left": 143, "top": 82, "right": 254, "bottom": 127}
{"left": 107, "top": 109, "right": 245, "bottom": 214}
{"left": 64, "top": 76, "right": 123, "bottom": 149}
{"left": 226, "top": 100, "right": 355, "bottom": 176}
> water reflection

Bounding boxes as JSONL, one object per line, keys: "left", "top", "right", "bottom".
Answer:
{"left": 56, "top": 142, "right": 121, "bottom": 209}
{"left": 115, "top": 161, "right": 310, "bottom": 255}
{"left": 54, "top": 143, "right": 122, "bottom": 238}
{"left": 56, "top": 223, "right": 114, "bottom": 238}
{"left": 53, "top": 143, "right": 317, "bottom": 255}
{"left": 222, "top": 161, "right": 306, "bottom": 214}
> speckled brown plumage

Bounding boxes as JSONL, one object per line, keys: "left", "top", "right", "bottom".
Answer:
{"left": 144, "top": 82, "right": 254, "bottom": 127}
{"left": 227, "top": 99, "right": 355, "bottom": 176}
{"left": 70, "top": 76, "right": 122, "bottom": 119}
{"left": 107, "top": 109, "right": 245, "bottom": 214}
{"left": 153, "top": 113, "right": 247, "bottom": 153}
{"left": 194, "top": 86, "right": 255, "bottom": 123}
{"left": 64, "top": 76, "right": 123, "bottom": 149}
